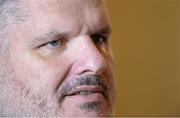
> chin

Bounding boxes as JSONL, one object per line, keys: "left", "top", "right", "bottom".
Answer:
{"left": 58, "top": 95, "right": 112, "bottom": 117}
{"left": 71, "top": 111, "right": 112, "bottom": 117}
{"left": 60, "top": 108, "right": 112, "bottom": 117}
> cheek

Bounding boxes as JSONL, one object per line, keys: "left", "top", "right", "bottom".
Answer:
{"left": 10, "top": 51, "right": 71, "bottom": 94}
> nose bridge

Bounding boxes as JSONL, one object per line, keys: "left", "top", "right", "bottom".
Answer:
{"left": 80, "top": 35, "right": 100, "bottom": 57}
{"left": 72, "top": 35, "right": 107, "bottom": 74}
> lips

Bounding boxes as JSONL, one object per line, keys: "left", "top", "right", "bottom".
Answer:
{"left": 65, "top": 86, "right": 104, "bottom": 97}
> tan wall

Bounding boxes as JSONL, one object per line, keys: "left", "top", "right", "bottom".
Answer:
{"left": 106, "top": 0, "right": 180, "bottom": 116}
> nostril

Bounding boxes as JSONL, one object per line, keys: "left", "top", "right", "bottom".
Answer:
{"left": 71, "top": 56, "right": 107, "bottom": 76}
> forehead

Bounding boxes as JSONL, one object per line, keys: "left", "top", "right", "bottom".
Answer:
{"left": 28, "top": 0, "right": 104, "bottom": 9}
{"left": 15, "top": 0, "right": 110, "bottom": 40}
{"left": 26, "top": 0, "right": 108, "bottom": 21}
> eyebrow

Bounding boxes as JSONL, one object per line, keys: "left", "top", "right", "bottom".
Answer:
{"left": 96, "top": 25, "right": 112, "bottom": 36}
{"left": 34, "top": 31, "right": 60, "bottom": 43}
{"left": 30, "top": 31, "right": 63, "bottom": 48}
{"left": 33, "top": 24, "right": 112, "bottom": 46}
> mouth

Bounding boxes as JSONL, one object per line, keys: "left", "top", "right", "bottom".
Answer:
{"left": 64, "top": 86, "right": 105, "bottom": 97}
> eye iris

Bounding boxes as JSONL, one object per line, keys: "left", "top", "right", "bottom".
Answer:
{"left": 97, "top": 37, "right": 103, "bottom": 43}
{"left": 49, "top": 40, "right": 60, "bottom": 47}
{"left": 92, "top": 35, "right": 105, "bottom": 44}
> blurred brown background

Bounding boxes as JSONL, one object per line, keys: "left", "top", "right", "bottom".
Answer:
{"left": 106, "top": 0, "right": 180, "bottom": 116}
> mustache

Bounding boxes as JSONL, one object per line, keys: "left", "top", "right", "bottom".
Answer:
{"left": 58, "top": 74, "right": 110, "bottom": 101}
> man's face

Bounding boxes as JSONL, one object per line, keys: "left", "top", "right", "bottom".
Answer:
{"left": 0, "top": 0, "right": 114, "bottom": 117}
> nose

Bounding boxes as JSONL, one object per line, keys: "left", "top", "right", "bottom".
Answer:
{"left": 71, "top": 35, "right": 107, "bottom": 75}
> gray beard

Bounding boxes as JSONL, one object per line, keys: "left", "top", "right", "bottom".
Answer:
{"left": 0, "top": 73, "right": 114, "bottom": 117}
{"left": 0, "top": 61, "right": 114, "bottom": 117}
{"left": 0, "top": 79, "right": 62, "bottom": 117}
{"left": 0, "top": 63, "right": 62, "bottom": 117}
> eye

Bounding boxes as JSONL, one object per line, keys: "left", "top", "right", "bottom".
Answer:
{"left": 36, "top": 37, "right": 67, "bottom": 56}
{"left": 91, "top": 34, "right": 107, "bottom": 45}
{"left": 43, "top": 38, "right": 66, "bottom": 49}
{"left": 46, "top": 40, "right": 61, "bottom": 48}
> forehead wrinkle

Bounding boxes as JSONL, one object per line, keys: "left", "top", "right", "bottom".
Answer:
{"left": 28, "top": 0, "right": 108, "bottom": 44}
{"left": 34, "top": 31, "right": 58, "bottom": 42}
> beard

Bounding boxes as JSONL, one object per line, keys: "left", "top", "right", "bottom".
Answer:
{"left": 0, "top": 60, "right": 114, "bottom": 117}
{"left": 0, "top": 60, "right": 61, "bottom": 116}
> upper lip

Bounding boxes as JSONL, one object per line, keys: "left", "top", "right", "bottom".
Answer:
{"left": 65, "top": 85, "right": 104, "bottom": 96}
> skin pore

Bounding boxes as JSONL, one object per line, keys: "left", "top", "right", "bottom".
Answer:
{"left": 0, "top": 0, "right": 114, "bottom": 117}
